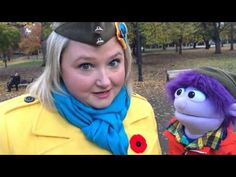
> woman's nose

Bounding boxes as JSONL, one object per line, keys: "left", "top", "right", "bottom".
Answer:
{"left": 96, "top": 69, "right": 111, "bottom": 88}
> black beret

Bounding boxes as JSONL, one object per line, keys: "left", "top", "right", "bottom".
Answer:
{"left": 52, "top": 22, "right": 127, "bottom": 49}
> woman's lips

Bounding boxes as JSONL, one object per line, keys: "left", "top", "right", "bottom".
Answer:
{"left": 93, "top": 90, "right": 111, "bottom": 99}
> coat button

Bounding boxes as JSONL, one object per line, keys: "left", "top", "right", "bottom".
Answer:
{"left": 24, "top": 96, "right": 35, "bottom": 103}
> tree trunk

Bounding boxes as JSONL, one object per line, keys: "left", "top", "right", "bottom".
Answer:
{"left": 162, "top": 44, "right": 166, "bottom": 50}
{"left": 215, "top": 41, "right": 221, "bottom": 54}
{"left": 230, "top": 23, "right": 234, "bottom": 50}
{"left": 7, "top": 54, "right": 10, "bottom": 61}
{"left": 134, "top": 22, "right": 143, "bottom": 82}
{"left": 204, "top": 40, "right": 210, "bottom": 49}
{"left": 4, "top": 59, "right": 7, "bottom": 68}
{"left": 3, "top": 54, "right": 8, "bottom": 67}
{"left": 175, "top": 43, "right": 178, "bottom": 52}
{"left": 41, "top": 40, "right": 47, "bottom": 66}
{"left": 213, "top": 22, "right": 222, "bottom": 54}
{"left": 178, "top": 36, "right": 182, "bottom": 55}
{"left": 230, "top": 41, "right": 234, "bottom": 50}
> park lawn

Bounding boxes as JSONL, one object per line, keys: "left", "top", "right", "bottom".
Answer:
{"left": 132, "top": 47, "right": 236, "bottom": 82}
{"left": 0, "top": 57, "right": 43, "bottom": 69}
{"left": 168, "top": 56, "right": 236, "bottom": 72}
{"left": 3, "top": 58, "right": 43, "bottom": 68}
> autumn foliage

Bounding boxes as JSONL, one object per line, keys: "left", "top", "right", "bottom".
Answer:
{"left": 19, "top": 23, "right": 42, "bottom": 57}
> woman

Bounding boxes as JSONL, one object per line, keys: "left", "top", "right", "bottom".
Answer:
{"left": 0, "top": 22, "right": 162, "bottom": 155}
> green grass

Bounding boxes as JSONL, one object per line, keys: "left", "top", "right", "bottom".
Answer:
{"left": 142, "top": 45, "right": 236, "bottom": 72}
{"left": 6, "top": 59, "right": 43, "bottom": 68}
{"left": 171, "top": 57, "right": 236, "bottom": 72}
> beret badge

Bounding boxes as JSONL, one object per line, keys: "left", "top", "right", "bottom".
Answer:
{"left": 94, "top": 25, "right": 105, "bottom": 45}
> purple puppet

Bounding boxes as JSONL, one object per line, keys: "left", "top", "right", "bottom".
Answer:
{"left": 164, "top": 66, "right": 236, "bottom": 155}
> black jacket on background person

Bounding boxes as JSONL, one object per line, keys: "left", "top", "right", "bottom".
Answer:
{"left": 7, "top": 73, "right": 20, "bottom": 92}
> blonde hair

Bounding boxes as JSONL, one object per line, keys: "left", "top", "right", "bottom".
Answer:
{"left": 27, "top": 31, "right": 133, "bottom": 110}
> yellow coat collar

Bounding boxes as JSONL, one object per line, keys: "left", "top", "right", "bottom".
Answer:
{"left": 31, "top": 95, "right": 149, "bottom": 139}
{"left": 0, "top": 94, "right": 161, "bottom": 154}
{"left": 29, "top": 94, "right": 160, "bottom": 154}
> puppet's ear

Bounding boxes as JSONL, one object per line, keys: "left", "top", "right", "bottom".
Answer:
{"left": 229, "top": 103, "right": 236, "bottom": 116}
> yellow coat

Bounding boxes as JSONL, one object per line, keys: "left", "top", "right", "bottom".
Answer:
{"left": 0, "top": 93, "right": 162, "bottom": 155}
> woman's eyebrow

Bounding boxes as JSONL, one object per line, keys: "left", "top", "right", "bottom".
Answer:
{"left": 73, "top": 51, "right": 123, "bottom": 63}
{"left": 108, "top": 52, "right": 123, "bottom": 59}
{"left": 74, "top": 55, "right": 96, "bottom": 62}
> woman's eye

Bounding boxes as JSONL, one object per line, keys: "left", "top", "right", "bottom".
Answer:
{"left": 174, "top": 88, "right": 185, "bottom": 97}
{"left": 188, "top": 90, "right": 206, "bottom": 102}
{"left": 109, "top": 59, "right": 120, "bottom": 67}
{"left": 79, "top": 63, "right": 93, "bottom": 70}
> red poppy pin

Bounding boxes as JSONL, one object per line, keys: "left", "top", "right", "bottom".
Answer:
{"left": 130, "top": 134, "right": 147, "bottom": 153}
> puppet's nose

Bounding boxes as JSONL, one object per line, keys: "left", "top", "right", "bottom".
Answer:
{"left": 174, "top": 98, "right": 187, "bottom": 111}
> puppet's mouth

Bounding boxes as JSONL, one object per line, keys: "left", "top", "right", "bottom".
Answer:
{"left": 175, "top": 111, "right": 200, "bottom": 118}
{"left": 175, "top": 111, "right": 224, "bottom": 133}
{"left": 175, "top": 111, "right": 220, "bottom": 120}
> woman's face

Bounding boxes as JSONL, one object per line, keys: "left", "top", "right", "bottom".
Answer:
{"left": 61, "top": 37, "right": 126, "bottom": 109}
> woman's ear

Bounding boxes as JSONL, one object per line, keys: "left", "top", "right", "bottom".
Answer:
{"left": 229, "top": 103, "right": 236, "bottom": 116}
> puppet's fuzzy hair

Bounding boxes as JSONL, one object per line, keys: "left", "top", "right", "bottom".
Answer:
{"left": 166, "top": 70, "right": 236, "bottom": 128}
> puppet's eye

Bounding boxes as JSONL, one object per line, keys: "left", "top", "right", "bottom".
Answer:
{"left": 188, "top": 90, "right": 206, "bottom": 102}
{"left": 175, "top": 88, "right": 185, "bottom": 97}
{"left": 188, "top": 91, "right": 195, "bottom": 98}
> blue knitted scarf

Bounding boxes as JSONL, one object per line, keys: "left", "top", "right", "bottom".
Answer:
{"left": 52, "top": 85, "right": 130, "bottom": 155}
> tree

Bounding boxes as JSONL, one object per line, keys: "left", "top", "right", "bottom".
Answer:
{"left": 131, "top": 22, "right": 143, "bottom": 82}
{"left": 167, "top": 22, "right": 197, "bottom": 54}
{"left": 221, "top": 22, "right": 236, "bottom": 50}
{"left": 19, "top": 22, "right": 42, "bottom": 58}
{"left": 201, "top": 22, "right": 229, "bottom": 54}
{"left": 230, "top": 23, "right": 234, "bottom": 50}
{"left": 0, "top": 23, "right": 21, "bottom": 65}
{"left": 126, "top": 22, "right": 138, "bottom": 56}
{"left": 139, "top": 22, "right": 198, "bottom": 54}
{"left": 141, "top": 22, "right": 171, "bottom": 50}
{"left": 41, "top": 22, "right": 52, "bottom": 66}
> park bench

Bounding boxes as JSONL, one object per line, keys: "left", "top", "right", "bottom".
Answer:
{"left": 166, "top": 68, "right": 192, "bottom": 82}
{"left": 19, "top": 78, "right": 34, "bottom": 88}
{"left": 11, "top": 77, "right": 34, "bottom": 88}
